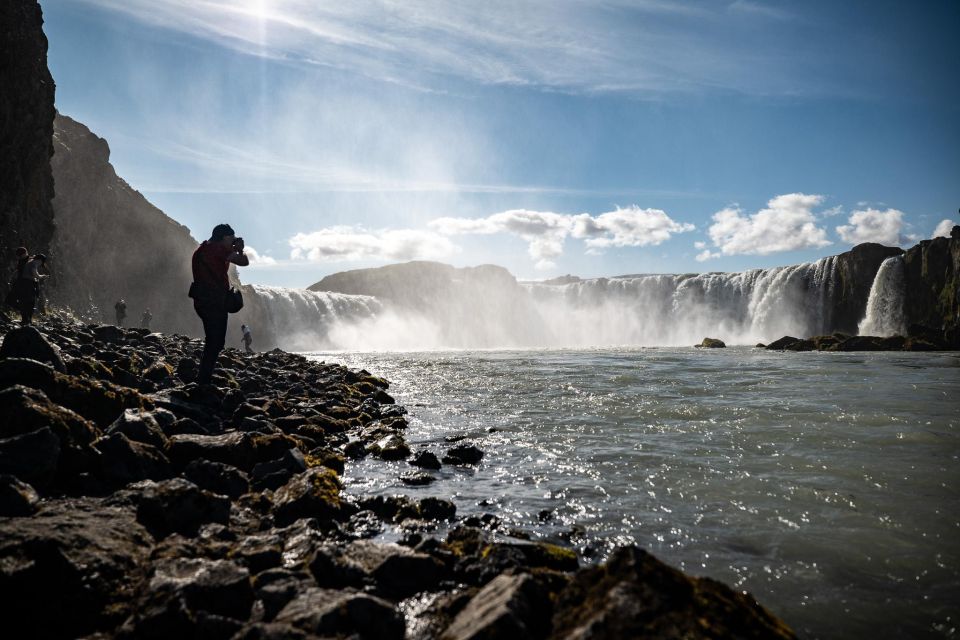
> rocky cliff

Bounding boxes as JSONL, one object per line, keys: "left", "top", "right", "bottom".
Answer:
{"left": 829, "top": 242, "right": 905, "bottom": 334}
{"left": 0, "top": 0, "right": 56, "bottom": 269}
{"left": 903, "top": 226, "right": 960, "bottom": 338}
{"left": 48, "top": 114, "right": 201, "bottom": 334}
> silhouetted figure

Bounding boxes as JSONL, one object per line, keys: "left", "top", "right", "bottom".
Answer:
{"left": 190, "top": 224, "right": 249, "bottom": 385}
{"left": 141, "top": 308, "right": 153, "bottom": 330}
{"left": 114, "top": 299, "right": 127, "bottom": 327}
{"left": 241, "top": 323, "right": 253, "bottom": 353}
{"left": 7, "top": 248, "right": 46, "bottom": 325}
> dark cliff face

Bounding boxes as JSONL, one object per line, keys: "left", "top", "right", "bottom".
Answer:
{"left": 0, "top": 0, "right": 56, "bottom": 268}
{"left": 48, "top": 114, "right": 201, "bottom": 335}
{"left": 902, "top": 226, "right": 960, "bottom": 333}
{"left": 830, "top": 242, "right": 904, "bottom": 334}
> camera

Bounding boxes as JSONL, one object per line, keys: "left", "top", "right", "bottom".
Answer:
{"left": 232, "top": 237, "right": 244, "bottom": 247}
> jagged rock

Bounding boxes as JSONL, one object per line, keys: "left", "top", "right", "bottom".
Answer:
{"left": 765, "top": 336, "right": 803, "bottom": 350}
{"left": 251, "top": 448, "right": 307, "bottom": 491}
{"left": 272, "top": 466, "right": 343, "bottom": 526}
{"left": 0, "top": 357, "right": 145, "bottom": 427}
{"left": 695, "top": 337, "right": 726, "bottom": 348}
{"left": 310, "top": 539, "right": 446, "bottom": 598}
{"left": 229, "top": 533, "right": 283, "bottom": 574}
{"left": 147, "top": 557, "right": 254, "bottom": 620}
{"left": 358, "top": 494, "right": 422, "bottom": 523}
{"left": 410, "top": 450, "right": 443, "bottom": 470}
{"left": 130, "top": 478, "right": 231, "bottom": 538}
{"left": 550, "top": 546, "right": 795, "bottom": 639}
{"left": 166, "top": 431, "right": 257, "bottom": 471}
{"left": 419, "top": 497, "right": 457, "bottom": 521}
{"left": 0, "top": 473, "right": 40, "bottom": 516}
{"left": 442, "top": 572, "right": 551, "bottom": 640}
{"left": 252, "top": 568, "right": 316, "bottom": 622}
{"left": 443, "top": 444, "right": 484, "bottom": 465}
{"left": 342, "top": 509, "right": 384, "bottom": 539}
{"left": 107, "top": 407, "right": 169, "bottom": 449}
{"left": 274, "top": 587, "right": 405, "bottom": 639}
{"left": 0, "top": 426, "right": 60, "bottom": 487}
{"left": 0, "top": 383, "right": 99, "bottom": 449}
{"left": 95, "top": 432, "right": 173, "bottom": 487}
{"left": 184, "top": 459, "right": 250, "bottom": 498}
{"left": 0, "top": 498, "right": 153, "bottom": 639}
{"left": 0, "top": 327, "right": 66, "bottom": 371}
{"left": 368, "top": 433, "right": 411, "bottom": 460}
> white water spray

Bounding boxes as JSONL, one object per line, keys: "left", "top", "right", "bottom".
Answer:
{"left": 858, "top": 256, "right": 906, "bottom": 337}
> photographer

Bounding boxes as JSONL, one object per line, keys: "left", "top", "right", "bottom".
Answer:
{"left": 190, "top": 224, "right": 249, "bottom": 385}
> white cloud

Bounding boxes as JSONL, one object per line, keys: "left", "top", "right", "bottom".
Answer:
{"left": 289, "top": 226, "right": 459, "bottom": 263}
{"left": 431, "top": 206, "right": 693, "bottom": 268}
{"left": 700, "top": 193, "right": 831, "bottom": 259}
{"left": 933, "top": 219, "right": 956, "bottom": 238}
{"left": 244, "top": 245, "right": 277, "bottom": 265}
{"left": 695, "top": 249, "right": 720, "bottom": 262}
{"left": 836, "top": 208, "right": 905, "bottom": 246}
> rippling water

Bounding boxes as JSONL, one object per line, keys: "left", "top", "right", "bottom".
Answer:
{"left": 307, "top": 347, "right": 960, "bottom": 639}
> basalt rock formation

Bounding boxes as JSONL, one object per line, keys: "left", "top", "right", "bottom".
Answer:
{"left": 828, "top": 242, "right": 904, "bottom": 334}
{"left": 903, "top": 226, "right": 960, "bottom": 338}
{"left": 0, "top": 0, "right": 56, "bottom": 265}
{"left": 48, "top": 114, "right": 202, "bottom": 334}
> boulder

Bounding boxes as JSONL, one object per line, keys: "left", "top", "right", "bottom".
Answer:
{"left": 0, "top": 326, "right": 66, "bottom": 372}
{"left": 368, "top": 434, "right": 411, "bottom": 460}
{"left": 550, "top": 546, "right": 795, "bottom": 639}
{"left": 0, "top": 426, "right": 60, "bottom": 487}
{"left": 695, "top": 337, "right": 726, "bottom": 348}
{"left": 229, "top": 533, "right": 284, "bottom": 575}
{"left": 272, "top": 466, "right": 342, "bottom": 526}
{"left": 107, "top": 408, "right": 169, "bottom": 449}
{"left": 147, "top": 557, "right": 254, "bottom": 620}
{"left": 443, "top": 444, "right": 484, "bottom": 465}
{"left": 275, "top": 587, "right": 404, "bottom": 640}
{"left": 410, "top": 450, "right": 442, "bottom": 470}
{"left": 401, "top": 471, "right": 436, "bottom": 486}
{"left": 251, "top": 448, "right": 308, "bottom": 492}
{"left": 311, "top": 539, "right": 446, "bottom": 598}
{"left": 166, "top": 431, "right": 256, "bottom": 471}
{"left": 0, "top": 473, "right": 40, "bottom": 516}
{"left": 0, "top": 383, "right": 99, "bottom": 448}
{"left": 94, "top": 432, "right": 173, "bottom": 487}
{"left": 130, "top": 478, "right": 231, "bottom": 538}
{"left": 442, "top": 572, "right": 551, "bottom": 640}
{"left": 184, "top": 459, "right": 250, "bottom": 499}
{"left": 0, "top": 498, "right": 153, "bottom": 638}
{"left": 419, "top": 496, "right": 457, "bottom": 521}
{"left": 252, "top": 568, "right": 316, "bottom": 621}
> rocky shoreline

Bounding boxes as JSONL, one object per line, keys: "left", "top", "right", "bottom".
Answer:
{"left": 0, "top": 310, "right": 796, "bottom": 639}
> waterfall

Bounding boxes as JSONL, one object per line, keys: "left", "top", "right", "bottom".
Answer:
{"left": 858, "top": 256, "right": 906, "bottom": 337}
{"left": 243, "top": 285, "right": 381, "bottom": 351}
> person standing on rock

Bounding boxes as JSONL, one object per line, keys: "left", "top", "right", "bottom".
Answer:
{"left": 190, "top": 223, "right": 248, "bottom": 384}
{"left": 241, "top": 323, "right": 253, "bottom": 353}
{"left": 8, "top": 249, "right": 46, "bottom": 325}
{"left": 141, "top": 308, "right": 153, "bottom": 330}
{"left": 114, "top": 299, "right": 127, "bottom": 327}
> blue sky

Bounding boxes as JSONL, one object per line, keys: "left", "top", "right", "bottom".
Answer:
{"left": 42, "top": 0, "right": 960, "bottom": 287}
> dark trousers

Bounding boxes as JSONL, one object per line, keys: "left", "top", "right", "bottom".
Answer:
{"left": 195, "top": 303, "right": 228, "bottom": 384}
{"left": 13, "top": 279, "right": 37, "bottom": 325}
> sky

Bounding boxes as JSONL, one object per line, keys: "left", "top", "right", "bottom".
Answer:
{"left": 41, "top": 0, "right": 960, "bottom": 287}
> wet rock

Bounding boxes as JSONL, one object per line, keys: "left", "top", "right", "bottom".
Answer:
{"left": 303, "top": 447, "right": 345, "bottom": 474}
{"left": 0, "top": 326, "right": 66, "bottom": 371}
{"left": 184, "top": 459, "right": 250, "bottom": 499}
{"left": 132, "top": 478, "right": 231, "bottom": 538}
{"left": 107, "top": 407, "right": 169, "bottom": 449}
{"left": 765, "top": 336, "right": 803, "bottom": 350}
{"left": 695, "top": 337, "right": 726, "bottom": 348}
{"left": 229, "top": 533, "right": 283, "bottom": 574}
{"left": 410, "top": 450, "right": 442, "bottom": 470}
{"left": 0, "top": 426, "right": 60, "bottom": 487}
{"left": 275, "top": 587, "right": 405, "bottom": 640}
{"left": 442, "top": 572, "right": 551, "bottom": 640}
{"left": 358, "top": 494, "right": 422, "bottom": 523}
{"left": 95, "top": 432, "right": 173, "bottom": 487}
{"left": 343, "top": 439, "right": 367, "bottom": 459}
{"left": 443, "top": 444, "right": 484, "bottom": 465}
{"left": 401, "top": 470, "right": 436, "bottom": 486}
{"left": 0, "top": 498, "right": 153, "bottom": 639}
{"left": 550, "top": 546, "right": 796, "bottom": 639}
{"left": 368, "top": 433, "right": 411, "bottom": 460}
{"left": 0, "top": 473, "right": 40, "bottom": 516}
{"left": 332, "top": 539, "right": 447, "bottom": 598}
{"left": 419, "top": 497, "right": 457, "bottom": 521}
{"left": 342, "top": 509, "right": 384, "bottom": 539}
{"left": 252, "top": 568, "right": 315, "bottom": 622}
{"left": 166, "top": 431, "right": 256, "bottom": 471}
{"left": 272, "top": 466, "right": 343, "bottom": 526}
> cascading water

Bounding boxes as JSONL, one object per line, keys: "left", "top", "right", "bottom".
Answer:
{"left": 248, "top": 256, "right": 854, "bottom": 350}
{"left": 858, "top": 256, "right": 907, "bottom": 337}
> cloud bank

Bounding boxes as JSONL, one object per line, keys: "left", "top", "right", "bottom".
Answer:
{"left": 835, "top": 208, "right": 905, "bottom": 246}
{"left": 289, "top": 227, "right": 459, "bottom": 263}
{"left": 432, "top": 206, "right": 694, "bottom": 269}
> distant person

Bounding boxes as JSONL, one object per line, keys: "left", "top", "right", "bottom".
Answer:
{"left": 241, "top": 324, "right": 253, "bottom": 353}
{"left": 190, "top": 223, "right": 248, "bottom": 385}
{"left": 4, "top": 247, "right": 29, "bottom": 309}
{"left": 7, "top": 249, "right": 46, "bottom": 325}
{"left": 141, "top": 308, "right": 153, "bottom": 330}
{"left": 114, "top": 299, "right": 127, "bottom": 327}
